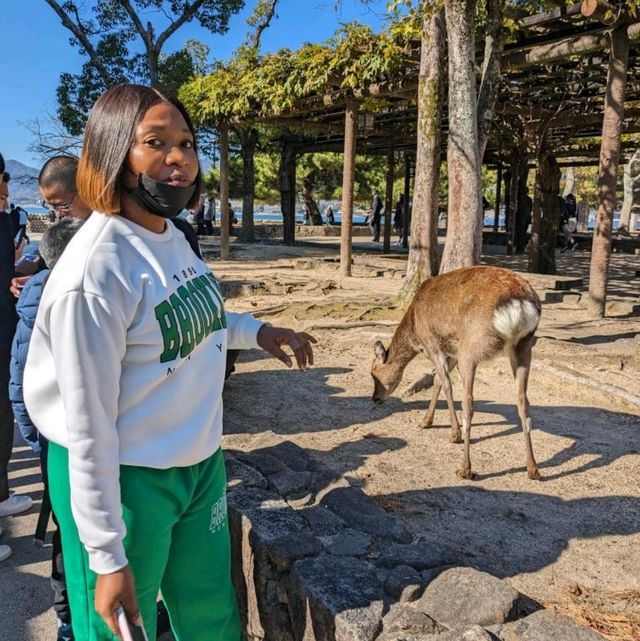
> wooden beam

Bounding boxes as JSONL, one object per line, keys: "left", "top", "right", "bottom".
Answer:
{"left": 519, "top": 2, "right": 582, "bottom": 28}
{"left": 503, "top": 21, "right": 640, "bottom": 69}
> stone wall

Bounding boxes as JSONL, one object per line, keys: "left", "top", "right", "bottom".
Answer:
{"left": 225, "top": 441, "right": 605, "bottom": 641}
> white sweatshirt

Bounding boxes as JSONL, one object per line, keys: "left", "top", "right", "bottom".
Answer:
{"left": 24, "top": 213, "right": 263, "bottom": 574}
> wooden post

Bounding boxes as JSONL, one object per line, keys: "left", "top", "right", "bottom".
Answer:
{"left": 340, "top": 98, "right": 357, "bottom": 277}
{"left": 493, "top": 164, "right": 502, "bottom": 233}
{"left": 219, "top": 121, "right": 230, "bottom": 261}
{"left": 588, "top": 26, "right": 630, "bottom": 317}
{"left": 279, "top": 141, "right": 297, "bottom": 246}
{"left": 507, "top": 152, "right": 519, "bottom": 255}
{"left": 402, "top": 154, "right": 411, "bottom": 249}
{"left": 383, "top": 145, "right": 395, "bottom": 254}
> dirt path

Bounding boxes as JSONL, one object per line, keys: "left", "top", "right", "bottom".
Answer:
{"left": 2, "top": 238, "right": 638, "bottom": 640}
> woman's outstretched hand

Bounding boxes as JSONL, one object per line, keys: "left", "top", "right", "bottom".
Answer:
{"left": 95, "top": 566, "right": 141, "bottom": 639}
{"left": 257, "top": 325, "right": 316, "bottom": 372}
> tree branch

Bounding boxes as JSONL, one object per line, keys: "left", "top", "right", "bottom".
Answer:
{"left": 43, "top": 0, "right": 113, "bottom": 86}
{"left": 118, "top": 0, "right": 153, "bottom": 50}
{"left": 247, "top": 0, "right": 280, "bottom": 52}
{"left": 156, "top": 0, "right": 208, "bottom": 52}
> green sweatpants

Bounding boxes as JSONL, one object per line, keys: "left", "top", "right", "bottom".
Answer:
{"left": 48, "top": 442, "right": 241, "bottom": 641}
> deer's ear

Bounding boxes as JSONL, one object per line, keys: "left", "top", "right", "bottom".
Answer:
{"left": 374, "top": 341, "right": 388, "bottom": 364}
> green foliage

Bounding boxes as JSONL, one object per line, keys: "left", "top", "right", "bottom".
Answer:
{"left": 49, "top": 0, "right": 243, "bottom": 134}
{"left": 180, "top": 19, "right": 419, "bottom": 125}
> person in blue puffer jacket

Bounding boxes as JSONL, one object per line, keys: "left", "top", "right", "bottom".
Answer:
{"left": 9, "top": 217, "right": 83, "bottom": 641}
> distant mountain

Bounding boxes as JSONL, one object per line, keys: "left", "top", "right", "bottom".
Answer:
{"left": 5, "top": 159, "right": 40, "bottom": 205}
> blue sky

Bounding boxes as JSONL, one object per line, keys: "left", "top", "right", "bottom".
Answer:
{"left": 0, "top": 0, "right": 391, "bottom": 167}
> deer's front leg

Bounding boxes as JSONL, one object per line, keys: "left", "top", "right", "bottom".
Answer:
{"left": 421, "top": 378, "right": 442, "bottom": 428}
{"left": 432, "top": 353, "right": 461, "bottom": 443}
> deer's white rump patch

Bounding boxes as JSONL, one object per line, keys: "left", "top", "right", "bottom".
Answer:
{"left": 492, "top": 299, "right": 540, "bottom": 345}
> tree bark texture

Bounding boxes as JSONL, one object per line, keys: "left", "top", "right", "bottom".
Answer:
{"left": 477, "top": 0, "right": 504, "bottom": 160}
{"left": 588, "top": 27, "right": 630, "bottom": 317}
{"left": 340, "top": 98, "right": 357, "bottom": 276}
{"left": 506, "top": 151, "right": 519, "bottom": 256}
{"left": 402, "top": 154, "right": 412, "bottom": 249}
{"left": 302, "top": 178, "right": 323, "bottom": 225}
{"left": 383, "top": 146, "right": 395, "bottom": 254}
{"left": 562, "top": 166, "right": 576, "bottom": 197}
{"left": 403, "top": 9, "right": 445, "bottom": 295}
{"left": 440, "top": 0, "right": 483, "bottom": 274}
{"left": 279, "top": 141, "right": 297, "bottom": 246}
{"left": 219, "top": 122, "right": 230, "bottom": 261}
{"left": 620, "top": 162, "right": 633, "bottom": 232}
{"left": 515, "top": 157, "right": 530, "bottom": 254}
{"left": 535, "top": 152, "right": 561, "bottom": 274}
{"left": 240, "top": 129, "right": 258, "bottom": 242}
{"left": 619, "top": 149, "right": 640, "bottom": 232}
{"left": 493, "top": 164, "right": 502, "bottom": 232}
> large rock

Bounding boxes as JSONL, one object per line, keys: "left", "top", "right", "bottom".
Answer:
{"left": 434, "top": 626, "right": 496, "bottom": 641}
{"left": 383, "top": 566, "right": 424, "bottom": 602}
{"left": 381, "top": 603, "right": 443, "bottom": 636}
{"left": 416, "top": 568, "right": 520, "bottom": 627}
{"left": 320, "top": 487, "right": 411, "bottom": 543}
{"left": 489, "top": 609, "right": 607, "bottom": 641}
{"left": 225, "top": 453, "right": 269, "bottom": 490}
{"left": 377, "top": 544, "right": 459, "bottom": 571}
{"left": 322, "top": 529, "right": 371, "bottom": 557}
{"left": 302, "top": 505, "right": 346, "bottom": 537}
{"left": 288, "top": 555, "right": 385, "bottom": 641}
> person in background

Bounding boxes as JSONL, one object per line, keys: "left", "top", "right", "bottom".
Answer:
{"left": 325, "top": 205, "right": 335, "bottom": 226}
{"left": 17, "top": 205, "right": 29, "bottom": 244}
{"left": 0, "top": 154, "right": 33, "bottom": 565}
{"left": 39, "top": 156, "right": 93, "bottom": 222}
{"left": 11, "top": 156, "right": 93, "bottom": 294}
{"left": 393, "top": 194, "right": 404, "bottom": 246}
{"left": 9, "top": 203, "right": 20, "bottom": 236}
{"left": 369, "top": 190, "right": 383, "bottom": 242}
{"left": 24, "top": 84, "right": 315, "bottom": 641}
{"left": 10, "top": 218, "right": 83, "bottom": 640}
{"left": 559, "top": 194, "right": 578, "bottom": 252}
{"left": 203, "top": 193, "right": 216, "bottom": 234}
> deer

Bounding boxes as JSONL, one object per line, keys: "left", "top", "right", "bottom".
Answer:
{"left": 371, "top": 265, "right": 542, "bottom": 480}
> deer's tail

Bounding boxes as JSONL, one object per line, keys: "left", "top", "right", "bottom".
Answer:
{"left": 492, "top": 298, "right": 540, "bottom": 346}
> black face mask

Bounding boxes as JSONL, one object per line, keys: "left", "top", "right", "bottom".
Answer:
{"left": 126, "top": 173, "right": 196, "bottom": 219}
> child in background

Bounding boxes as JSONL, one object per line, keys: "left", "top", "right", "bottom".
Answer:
{"left": 10, "top": 218, "right": 84, "bottom": 641}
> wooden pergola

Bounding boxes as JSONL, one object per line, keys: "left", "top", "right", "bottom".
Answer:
{"left": 219, "top": 3, "right": 640, "bottom": 296}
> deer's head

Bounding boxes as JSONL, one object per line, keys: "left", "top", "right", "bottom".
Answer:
{"left": 371, "top": 340, "right": 403, "bottom": 403}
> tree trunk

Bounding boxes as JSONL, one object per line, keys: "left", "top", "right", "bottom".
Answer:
{"left": 506, "top": 150, "right": 519, "bottom": 255}
{"left": 279, "top": 141, "right": 297, "bottom": 245}
{"left": 402, "top": 154, "right": 411, "bottom": 249}
{"left": 537, "top": 152, "right": 561, "bottom": 274}
{"left": 562, "top": 165, "right": 576, "bottom": 197}
{"left": 440, "top": 0, "right": 483, "bottom": 274}
{"left": 528, "top": 160, "right": 543, "bottom": 273}
{"left": 302, "top": 177, "right": 323, "bottom": 225}
{"left": 219, "top": 122, "right": 230, "bottom": 261}
{"left": 515, "top": 155, "right": 530, "bottom": 254}
{"left": 148, "top": 47, "right": 160, "bottom": 88}
{"left": 402, "top": 9, "right": 445, "bottom": 296}
{"left": 477, "top": 0, "right": 504, "bottom": 160}
{"left": 383, "top": 146, "right": 395, "bottom": 253}
{"left": 493, "top": 164, "right": 502, "bottom": 232}
{"left": 620, "top": 162, "right": 633, "bottom": 232}
{"left": 588, "top": 27, "right": 630, "bottom": 317}
{"left": 240, "top": 128, "right": 257, "bottom": 242}
{"left": 340, "top": 98, "right": 357, "bottom": 276}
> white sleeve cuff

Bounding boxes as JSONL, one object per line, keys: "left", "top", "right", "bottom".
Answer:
{"left": 86, "top": 542, "right": 128, "bottom": 575}
{"left": 226, "top": 312, "right": 264, "bottom": 350}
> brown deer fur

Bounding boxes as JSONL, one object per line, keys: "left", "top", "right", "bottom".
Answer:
{"left": 371, "top": 266, "right": 542, "bottom": 480}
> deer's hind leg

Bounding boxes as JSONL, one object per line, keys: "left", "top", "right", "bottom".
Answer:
{"left": 430, "top": 352, "right": 461, "bottom": 443}
{"left": 456, "top": 358, "right": 477, "bottom": 479}
{"left": 509, "top": 335, "right": 541, "bottom": 480}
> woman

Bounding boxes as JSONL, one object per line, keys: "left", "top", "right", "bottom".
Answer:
{"left": 24, "top": 84, "right": 315, "bottom": 641}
